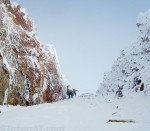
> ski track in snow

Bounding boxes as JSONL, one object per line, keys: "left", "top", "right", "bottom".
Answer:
{"left": 0, "top": 95, "right": 150, "bottom": 131}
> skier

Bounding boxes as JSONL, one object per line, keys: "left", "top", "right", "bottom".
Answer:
{"left": 66, "top": 85, "right": 74, "bottom": 99}
{"left": 73, "top": 88, "right": 79, "bottom": 96}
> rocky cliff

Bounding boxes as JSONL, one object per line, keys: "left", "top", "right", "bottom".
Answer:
{"left": 97, "top": 9, "right": 150, "bottom": 97}
{"left": 0, "top": 0, "right": 66, "bottom": 106}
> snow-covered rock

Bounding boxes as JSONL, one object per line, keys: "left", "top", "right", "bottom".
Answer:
{"left": 97, "top": 9, "right": 150, "bottom": 97}
{"left": 0, "top": 0, "right": 66, "bottom": 106}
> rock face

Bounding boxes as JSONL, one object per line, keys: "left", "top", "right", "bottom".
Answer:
{"left": 0, "top": 0, "right": 66, "bottom": 105}
{"left": 97, "top": 10, "right": 150, "bottom": 97}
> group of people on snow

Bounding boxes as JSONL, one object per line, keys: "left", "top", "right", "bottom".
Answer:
{"left": 66, "top": 76, "right": 145, "bottom": 99}
{"left": 66, "top": 85, "right": 79, "bottom": 99}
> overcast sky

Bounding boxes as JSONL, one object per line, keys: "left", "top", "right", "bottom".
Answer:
{"left": 12, "top": 0, "right": 150, "bottom": 94}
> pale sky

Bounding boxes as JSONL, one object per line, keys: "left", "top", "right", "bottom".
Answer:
{"left": 12, "top": 0, "right": 150, "bottom": 94}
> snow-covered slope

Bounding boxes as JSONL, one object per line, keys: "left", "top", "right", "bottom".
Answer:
{"left": 0, "top": 95, "right": 149, "bottom": 131}
{"left": 97, "top": 9, "right": 150, "bottom": 97}
{"left": 0, "top": 0, "right": 66, "bottom": 106}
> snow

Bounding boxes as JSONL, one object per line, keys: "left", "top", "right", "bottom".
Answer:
{"left": 11, "top": 2, "right": 18, "bottom": 8}
{"left": 2, "top": 57, "right": 11, "bottom": 71}
{"left": 33, "top": 93, "right": 38, "bottom": 101}
{"left": 0, "top": 106, "right": 20, "bottom": 114}
{"left": 137, "top": 9, "right": 150, "bottom": 34}
{"left": 0, "top": 95, "right": 150, "bottom": 131}
{"left": 3, "top": 88, "right": 8, "bottom": 105}
{"left": 43, "top": 78, "right": 48, "bottom": 91}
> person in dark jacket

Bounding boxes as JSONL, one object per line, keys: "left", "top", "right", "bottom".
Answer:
{"left": 66, "top": 85, "right": 74, "bottom": 99}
